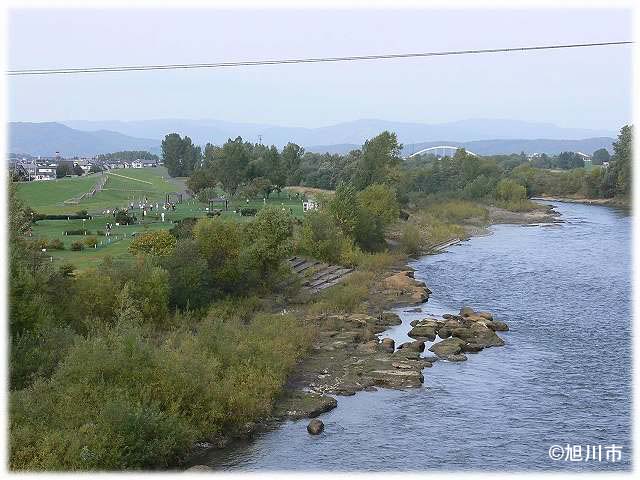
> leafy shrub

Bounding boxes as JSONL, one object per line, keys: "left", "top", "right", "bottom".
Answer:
{"left": 296, "top": 210, "right": 345, "bottom": 264}
{"left": 169, "top": 217, "right": 198, "bottom": 240}
{"left": 160, "top": 239, "right": 210, "bottom": 310}
{"left": 84, "top": 236, "right": 98, "bottom": 248}
{"left": 128, "top": 230, "right": 177, "bottom": 257}
{"left": 206, "top": 209, "right": 222, "bottom": 217}
{"left": 357, "top": 183, "right": 400, "bottom": 227}
{"left": 10, "top": 325, "right": 78, "bottom": 390}
{"left": 70, "top": 241, "right": 84, "bottom": 251}
{"left": 47, "top": 239, "right": 65, "bottom": 251}
{"left": 495, "top": 178, "right": 527, "bottom": 203}
{"left": 31, "top": 237, "right": 49, "bottom": 250}
{"left": 114, "top": 209, "right": 134, "bottom": 225}
{"left": 193, "top": 217, "right": 244, "bottom": 293}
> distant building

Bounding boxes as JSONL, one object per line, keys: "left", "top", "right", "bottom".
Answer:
{"left": 35, "top": 166, "right": 56, "bottom": 181}
{"left": 303, "top": 199, "right": 319, "bottom": 212}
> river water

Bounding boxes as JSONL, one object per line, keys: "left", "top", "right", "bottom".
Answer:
{"left": 197, "top": 201, "right": 632, "bottom": 471}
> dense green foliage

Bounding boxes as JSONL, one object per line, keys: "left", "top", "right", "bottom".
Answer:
{"left": 162, "top": 133, "right": 201, "bottom": 177}
{"left": 511, "top": 126, "right": 632, "bottom": 199}
{"left": 186, "top": 137, "right": 305, "bottom": 198}
{"left": 10, "top": 306, "right": 311, "bottom": 470}
{"left": 128, "top": 230, "right": 177, "bottom": 257}
{"left": 9, "top": 181, "right": 308, "bottom": 470}
{"left": 96, "top": 151, "right": 159, "bottom": 163}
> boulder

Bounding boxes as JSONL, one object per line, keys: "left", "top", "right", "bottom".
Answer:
{"left": 381, "top": 312, "right": 403, "bottom": 326}
{"left": 392, "top": 349, "right": 422, "bottom": 361}
{"left": 461, "top": 343, "right": 484, "bottom": 353}
{"left": 398, "top": 340, "right": 425, "bottom": 352}
{"left": 381, "top": 337, "right": 395, "bottom": 353}
{"left": 477, "top": 311, "right": 494, "bottom": 320}
{"left": 451, "top": 327, "right": 475, "bottom": 341}
{"left": 470, "top": 323, "right": 505, "bottom": 347}
{"left": 407, "top": 325, "right": 436, "bottom": 341}
{"left": 307, "top": 419, "right": 325, "bottom": 435}
{"left": 459, "top": 307, "right": 475, "bottom": 317}
{"left": 487, "top": 320, "right": 509, "bottom": 331}
{"left": 437, "top": 327, "right": 452, "bottom": 339}
{"left": 443, "top": 313, "right": 464, "bottom": 321}
{"left": 429, "top": 337, "right": 467, "bottom": 358}
{"left": 382, "top": 271, "right": 431, "bottom": 304}
{"left": 371, "top": 369, "right": 424, "bottom": 388}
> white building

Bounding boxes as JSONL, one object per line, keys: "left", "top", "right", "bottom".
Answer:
{"left": 303, "top": 199, "right": 319, "bottom": 212}
{"left": 35, "top": 166, "right": 56, "bottom": 181}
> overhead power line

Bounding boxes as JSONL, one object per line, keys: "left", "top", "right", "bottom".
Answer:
{"left": 7, "top": 41, "right": 632, "bottom": 76}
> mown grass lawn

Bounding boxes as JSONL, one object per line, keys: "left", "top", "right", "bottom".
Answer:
{"left": 24, "top": 170, "right": 307, "bottom": 271}
{"left": 15, "top": 175, "right": 99, "bottom": 213}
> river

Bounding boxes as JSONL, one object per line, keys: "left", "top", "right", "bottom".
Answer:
{"left": 196, "top": 201, "right": 632, "bottom": 471}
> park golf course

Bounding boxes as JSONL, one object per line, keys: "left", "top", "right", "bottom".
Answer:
{"left": 16, "top": 166, "right": 306, "bottom": 270}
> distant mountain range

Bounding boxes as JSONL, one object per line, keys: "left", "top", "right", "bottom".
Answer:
{"left": 9, "top": 122, "right": 160, "bottom": 157}
{"left": 8, "top": 119, "right": 616, "bottom": 158}
{"left": 62, "top": 117, "right": 615, "bottom": 148}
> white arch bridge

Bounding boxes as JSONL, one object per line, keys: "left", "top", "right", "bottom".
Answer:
{"left": 406, "top": 145, "right": 479, "bottom": 159}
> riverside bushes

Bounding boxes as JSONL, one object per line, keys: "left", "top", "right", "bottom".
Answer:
{"left": 10, "top": 302, "right": 312, "bottom": 470}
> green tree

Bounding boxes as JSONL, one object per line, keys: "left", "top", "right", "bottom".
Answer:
{"left": 161, "top": 239, "right": 210, "bottom": 310}
{"left": 328, "top": 183, "right": 361, "bottom": 239}
{"left": 264, "top": 145, "right": 285, "bottom": 192}
{"left": 193, "top": 217, "right": 245, "bottom": 293}
{"left": 162, "top": 134, "right": 201, "bottom": 177}
{"left": 216, "top": 137, "right": 250, "bottom": 195}
{"left": 353, "top": 131, "right": 402, "bottom": 190}
{"left": 495, "top": 178, "right": 527, "bottom": 202}
{"left": 591, "top": 148, "right": 610, "bottom": 166}
{"left": 56, "top": 163, "right": 73, "bottom": 178}
{"left": 281, "top": 143, "right": 304, "bottom": 185}
{"left": 609, "top": 125, "right": 632, "bottom": 196}
{"left": 357, "top": 183, "right": 400, "bottom": 228}
{"left": 296, "top": 210, "right": 351, "bottom": 264}
{"left": 243, "top": 206, "right": 294, "bottom": 282}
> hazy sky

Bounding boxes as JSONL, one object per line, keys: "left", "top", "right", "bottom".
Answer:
{"left": 8, "top": 8, "right": 632, "bottom": 129}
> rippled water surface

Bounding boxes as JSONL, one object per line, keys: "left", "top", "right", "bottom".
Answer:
{"left": 197, "top": 201, "right": 632, "bottom": 471}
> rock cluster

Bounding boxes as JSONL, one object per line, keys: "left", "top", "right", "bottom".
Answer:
{"left": 412, "top": 307, "right": 509, "bottom": 362}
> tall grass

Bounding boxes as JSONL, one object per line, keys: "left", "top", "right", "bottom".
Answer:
{"left": 423, "top": 200, "right": 488, "bottom": 223}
